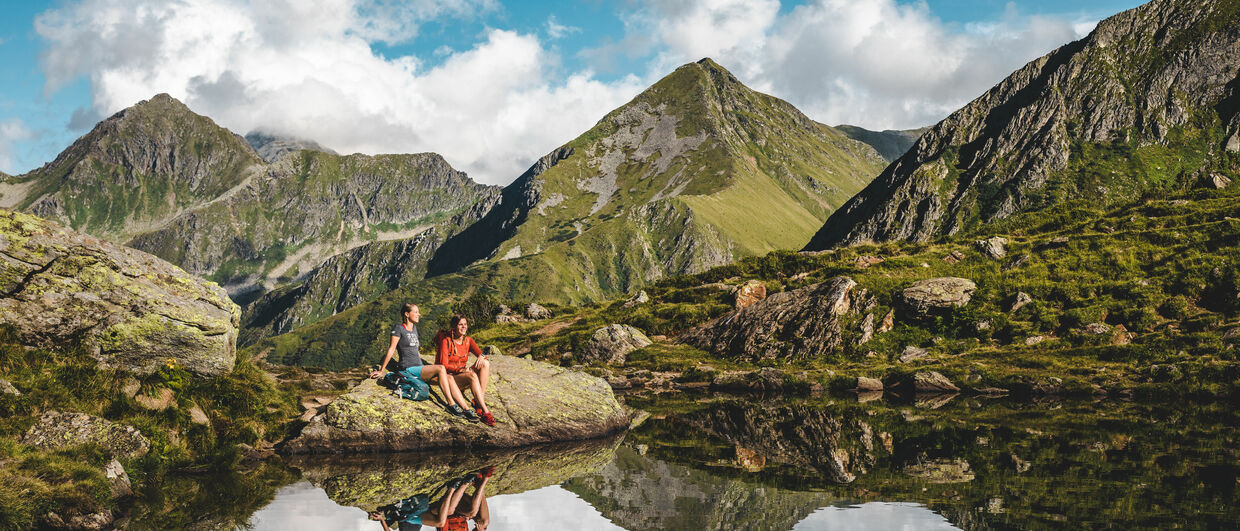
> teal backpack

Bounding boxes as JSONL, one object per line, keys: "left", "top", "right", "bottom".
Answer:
{"left": 381, "top": 370, "right": 431, "bottom": 401}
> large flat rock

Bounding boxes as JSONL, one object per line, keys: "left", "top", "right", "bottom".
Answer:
{"left": 281, "top": 355, "right": 630, "bottom": 453}
{"left": 0, "top": 209, "right": 239, "bottom": 376}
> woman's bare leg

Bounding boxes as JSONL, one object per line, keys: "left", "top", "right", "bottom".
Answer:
{"left": 454, "top": 371, "right": 488, "bottom": 413}
{"left": 421, "top": 365, "right": 470, "bottom": 408}
{"left": 474, "top": 357, "right": 490, "bottom": 399}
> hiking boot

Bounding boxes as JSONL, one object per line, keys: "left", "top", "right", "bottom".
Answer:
{"left": 478, "top": 411, "right": 497, "bottom": 427}
{"left": 446, "top": 404, "right": 468, "bottom": 418}
{"left": 461, "top": 408, "right": 480, "bottom": 422}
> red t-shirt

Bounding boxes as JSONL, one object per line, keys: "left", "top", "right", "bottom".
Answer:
{"left": 437, "top": 335, "right": 481, "bottom": 373}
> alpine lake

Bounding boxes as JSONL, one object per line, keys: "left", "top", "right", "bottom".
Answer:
{"left": 118, "top": 390, "right": 1238, "bottom": 530}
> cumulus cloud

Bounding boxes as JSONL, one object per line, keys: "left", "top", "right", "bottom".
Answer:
{"left": 627, "top": 0, "right": 1095, "bottom": 130}
{"left": 34, "top": 0, "right": 642, "bottom": 185}
{"left": 0, "top": 119, "right": 33, "bottom": 174}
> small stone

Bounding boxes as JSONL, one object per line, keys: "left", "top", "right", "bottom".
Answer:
{"left": 974, "top": 319, "right": 991, "bottom": 332}
{"left": 0, "top": 378, "right": 19, "bottom": 396}
{"left": 483, "top": 345, "right": 502, "bottom": 356}
{"left": 188, "top": 406, "right": 210, "bottom": 425}
{"left": 975, "top": 237, "right": 1008, "bottom": 259}
{"left": 1003, "top": 254, "right": 1030, "bottom": 271}
{"left": 1083, "top": 323, "right": 1111, "bottom": 335}
{"left": 622, "top": 290, "right": 650, "bottom": 308}
{"left": 902, "top": 459, "right": 974, "bottom": 483}
{"left": 134, "top": 387, "right": 176, "bottom": 410}
{"left": 105, "top": 459, "right": 133, "bottom": 498}
{"left": 1200, "top": 172, "right": 1232, "bottom": 189}
{"left": 899, "top": 346, "right": 929, "bottom": 363}
{"left": 877, "top": 311, "right": 894, "bottom": 333}
{"left": 734, "top": 280, "right": 768, "bottom": 310}
{"left": 977, "top": 387, "right": 1009, "bottom": 395}
{"left": 856, "top": 376, "right": 883, "bottom": 392}
{"left": 120, "top": 377, "right": 141, "bottom": 398}
{"left": 1010, "top": 454, "right": 1031, "bottom": 473}
{"left": 853, "top": 255, "right": 884, "bottom": 269}
{"left": 912, "top": 371, "right": 959, "bottom": 393}
{"left": 525, "top": 303, "right": 553, "bottom": 320}
{"left": 1110, "top": 325, "right": 1132, "bottom": 345}
{"left": 1010, "top": 291, "right": 1033, "bottom": 312}
{"left": 857, "top": 313, "right": 875, "bottom": 345}
{"left": 1024, "top": 335, "right": 1045, "bottom": 346}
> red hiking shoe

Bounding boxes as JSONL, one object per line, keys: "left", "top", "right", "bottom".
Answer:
{"left": 478, "top": 410, "right": 497, "bottom": 427}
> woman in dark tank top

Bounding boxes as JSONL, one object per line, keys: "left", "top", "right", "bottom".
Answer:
{"left": 370, "top": 303, "right": 479, "bottom": 420}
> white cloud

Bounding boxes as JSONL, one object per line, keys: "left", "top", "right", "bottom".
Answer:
{"left": 545, "top": 15, "right": 580, "bottom": 40}
{"left": 34, "top": 0, "right": 642, "bottom": 185}
{"left": 0, "top": 119, "right": 32, "bottom": 174}
{"left": 626, "top": 0, "right": 1094, "bottom": 130}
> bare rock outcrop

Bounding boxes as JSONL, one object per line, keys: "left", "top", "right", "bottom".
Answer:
{"left": 581, "top": 324, "right": 652, "bottom": 364}
{"left": 899, "top": 277, "right": 977, "bottom": 317}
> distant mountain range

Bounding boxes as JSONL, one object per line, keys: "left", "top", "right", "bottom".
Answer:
{"left": 805, "top": 0, "right": 1240, "bottom": 250}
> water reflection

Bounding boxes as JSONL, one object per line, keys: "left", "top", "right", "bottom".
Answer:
{"left": 129, "top": 395, "right": 1240, "bottom": 530}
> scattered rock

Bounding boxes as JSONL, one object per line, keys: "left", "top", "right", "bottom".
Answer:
{"left": 857, "top": 390, "right": 883, "bottom": 403}
{"left": 0, "top": 378, "right": 19, "bottom": 396}
{"left": 105, "top": 459, "right": 133, "bottom": 498}
{"left": 525, "top": 303, "right": 553, "bottom": 320}
{"left": 1083, "top": 323, "right": 1111, "bottom": 335}
{"left": 607, "top": 375, "right": 632, "bottom": 390}
{"left": 188, "top": 406, "right": 210, "bottom": 425}
{"left": 942, "top": 250, "right": 966, "bottom": 264}
{"left": 1010, "top": 454, "right": 1032, "bottom": 473}
{"left": 580, "top": 324, "right": 652, "bottom": 365}
{"left": 975, "top": 237, "right": 1008, "bottom": 259}
{"left": 857, "top": 313, "right": 875, "bottom": 345}
{"left": 39, "top": 511, "right": 113, "bottom": 531}
{"left": 21, "top": 411, "right": 150, "bottom": 459}
{"left": 902, "top": 458, "right": 974, "bottom": 483}
{"left": 0, "top": 210, "right": 240, "bottom": 376}
{"left": 120, "top": 377, "right": 141, "bottom": 398}
{"left": 1003, "top": 253, "right": 1031, "bottom": 271}
{"left": 734, "top": 446, "right": 766, "bottom": 472}
{"left": 1024, "top": 335, "right": 1045, "bottom": 346}
{"left": 1036, "top": 236, "right": 1070, "bottom": 251}
{"left": 282, "top": 356, "right": 630, "bottom": 453}
{"left": 134, "top": 387, "right": 176, "bottom": 410}
{"left": 912, "top": 371, "right": 959, "bottom": 393}
{"left": 855, "top": 376, "right": 883, "bottom": 392}
{"left": 1111, "top": 324, "right": 1133, "bottom": 345}
{"left": 1010, "top": 291, "right": 1033, "bottom": 312}
{"left": 853, "top": 255, "right": 884, "bottom": 269}
{"left": 483, "top": 345, "right": 502, "bottom": 356}
{"left": 899, "top": 346, "right": 929, "bottom": 363}
{"left": 977, "top": 387, "right": 1009, "bottom": 396}
{"left": 1200, "top": 172, "right": 1232, "bottom": 189}
{"left": 685, "top": 277, "right": 857, "bottom": 361}
{"left": 877, "top": 310, "right": 894, "bottom": 333}
{"left": 974, "top": 319, "right": 992, "bottom": 332}
{"left": 622, "top": 290, "right": 650, "bottom": 308}
{"left": 733, "top": 280, "right": 768, "bottom": 310}
{"left": 899, "top": 277, "right": 976, "bottom": 317}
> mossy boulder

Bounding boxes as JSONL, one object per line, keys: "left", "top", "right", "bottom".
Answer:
{"left": 281, "top": 355, "right": 630, "bottom": 453}
{"left": 0, "top": 209, "right": 238, "bottom": 376}
{"left": 21, "top": 411, "right": 151, "bottom": 459}
{"left": 286, "top": 436, "right": 621, "bottom": 510}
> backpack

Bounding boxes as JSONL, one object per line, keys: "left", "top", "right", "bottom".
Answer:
{"left": 380, "top": 370, "right": 431, "bottom": 401}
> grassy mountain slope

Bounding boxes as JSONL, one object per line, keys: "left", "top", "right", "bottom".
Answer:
{"left": 247, "top": 59, "right": 887, "bottom": 369}
{"left": 2, "top": 94, "right": 263, "bottom": 242}
{"left": 835, "top": 125, "right": 929, "bottom": 162}
{"left": 806, "top": 0, "right": 1240, "bottom": 250}
{"left": 473, "top": 183, "right": 1240, "bottom": 399}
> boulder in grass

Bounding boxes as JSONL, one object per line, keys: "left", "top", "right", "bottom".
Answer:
{"left": 899, "top": 277, "right": 976, "bottom": 317}
{"left": 0, "top": 210, "right": 238, "bottom": 376}
{"left": 21, "top": 411, "right": 150, "bottom": 459}
{"left": 912, "top": 371, "right": 959, "bottom": 394}
{"left": 580, "top": 324, "right": 652, "bottom": 365}
{"left": 281, "top": 355, "right": 630, "bottom": 454}
{"left": 525, "top": 303, "right": 553, "bottom": 320}
{"left": 733, "top": 280, "right": 767, "bottom": 310}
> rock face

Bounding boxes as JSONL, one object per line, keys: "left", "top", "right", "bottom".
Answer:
{"left": 243, "top": 131, "right": 338, "bottom": 162}
{"left": 975, "top": 237, "right": 1008, "bottom": 259}
{"left": 282, "top": 355, "right": 630, "bottom": 453}
{"left": 21, "top": 411, "right": 151, "bottom": 459}
{"left": 580, "top": 324, "right": 652, "bottom": 364}
{"left": 0, "top": 210, "right": 239, "bottom": 376}
{"left": 899, "top": 277, "right": 976, "bottom": 317}
{"left": 685, "top": 276, "right": 857, "bottom": 360}
{"left": 804, "top": 0, "right": 1240, "bottom": 250}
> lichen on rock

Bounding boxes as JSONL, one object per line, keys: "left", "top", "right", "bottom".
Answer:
{"left": 0, "top": 209, "right": 239, "bottom": 376}
{"left": 21, "top": 411, "right": 151, "bottom": 459}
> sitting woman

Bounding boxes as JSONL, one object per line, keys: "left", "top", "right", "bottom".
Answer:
{"left": 437, "top": 315, "right": 497, "bottom": 426}
{"left": 371, "top": 303, "right": 478, "bottom": 421}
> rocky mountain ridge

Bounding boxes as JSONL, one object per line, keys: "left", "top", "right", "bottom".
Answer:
{"left": 805, "top": 0, "right": 1240, "bottom": 249}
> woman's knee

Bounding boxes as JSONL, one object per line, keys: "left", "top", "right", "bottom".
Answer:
{"left": 476, "top": 357, "right": 490, "bottom": 370}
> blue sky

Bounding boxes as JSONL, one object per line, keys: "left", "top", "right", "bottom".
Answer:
{"left": 0, "top": 0, "right": 1144, "bottom": 183}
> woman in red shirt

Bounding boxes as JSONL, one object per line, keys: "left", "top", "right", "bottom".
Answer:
{"left": 438, "top": 315, "right": 497, "bottom": 426}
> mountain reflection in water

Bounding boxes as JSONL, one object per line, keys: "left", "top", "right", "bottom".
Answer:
{"left": 130, "top": 394, "right": 1238, "bottom": 530}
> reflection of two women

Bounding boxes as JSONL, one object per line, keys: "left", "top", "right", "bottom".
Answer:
{"left": 368, "top": 466, "right": 494, "bottom": 531}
